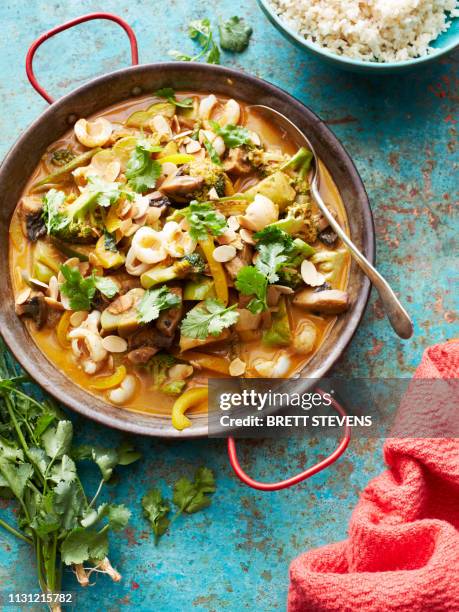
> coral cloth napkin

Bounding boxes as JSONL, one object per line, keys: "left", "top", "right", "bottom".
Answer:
{"left": 289, "top": 341, "right": 459, "bottom": 612}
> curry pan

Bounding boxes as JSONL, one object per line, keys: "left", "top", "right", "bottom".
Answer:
{"left": 0, "top": 13, "right": 374, "bottom": 438}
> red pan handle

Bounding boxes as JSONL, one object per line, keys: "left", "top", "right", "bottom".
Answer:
{"left": 227, "top": 392, "right": 351, "bottom": 491}
{"left": 26, "top": 12, "right": 139, "bottom": 104}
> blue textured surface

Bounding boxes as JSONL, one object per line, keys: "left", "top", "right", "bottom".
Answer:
{"left": 0, "top": 1, "right": 457, "bottom": 611}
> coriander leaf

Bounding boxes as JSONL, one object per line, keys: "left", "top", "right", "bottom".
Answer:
{"left": 42, "top": 189, "right": 69, "bottom": 235}
{"left": 181, "top": 299, "right": 239, "bottom": 339}
{"left": 54, "top": 479, "right": 85, "bottom": 531}
{"left": 42, "top": 420, "right": 73, "bottom": 460}
{"left": 61, "top": 527, "right": 108, "bottom": 565}
{"left": 170, "top": 18, "right": 221, "bottom": 65}
{"left": 103, "top": 230, "right": 118, "bottom": 252}
{"left": 107, "top": 504, "right": 131, "bottom": 531}
{"left": 155, "top": 87, "right": 193, "bottom": 109}
{"left": 28, "top": 447, "right": 49, "bottom": 476}
{"left": 73, "top": 442, "right": 140, "bottom": 481}
{"left": 86, "top": 176, "right": 124, "bottom": 208}
{"left": 126, "top": 142, "right": 162, "bottom": 193}
{"left": 172, "top": 467, "right": 216, "bottom": 514}
{"left": 142, "top": 489, "right": 170, "bottom": 545}
{"left": 137, "top": 286, "right": 182, "bottom": 324}
{"left": 34, "top": 412, "right": 56, "bottom": 438}
{"left": 0, "top": 459, "right": 33, "bottom": 500}
{"left": 235, "top": 266, "right": 268, "bottom": 314}
{"left": 182, "top": 201, "right": 227, "bottom": 241}
{"left": 59, "top": 265, "right": 96, "bottom": 311}
{"left": 209, "top": 121, "right": 252, "bottom": 148}
{"left": 256, "top": 243, "right": 287, "bottom": 283}
{"left": 254, "top": 226, "right": 294, "bottom": 249}
{"left": 219, "top": 16, "right": 253, "bottom": 52}
{"left": 49, "top": 455, "right": 77, "bottom": 484}
{"left": 168, "top": 49, "right": 194, "bottom": 61}
{"left": 90, "top": 448, "right": 119, "bottom": 482}
{"left": 93, "top": 276, "right": 119, "bottom": 299}
{"left": 116, "top": 441, "right": 142, "bottom": 466}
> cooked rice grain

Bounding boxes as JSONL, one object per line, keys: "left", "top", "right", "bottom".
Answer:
{"left": 270, "top": 0, "right": 458, "bottom": 62}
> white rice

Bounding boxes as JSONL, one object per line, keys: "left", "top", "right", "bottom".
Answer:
{"left": 269, "top": 0, "right": 458, "bottom": 62}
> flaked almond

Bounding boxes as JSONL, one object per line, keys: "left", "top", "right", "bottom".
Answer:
{"left": 207, "top": 187, "right": 219, "bottom": 200}
{"left": 89, "top": 252, "right": 101, "bottom": 267}
{"left": 70, "top": 311, "right": 88, "bottom": 327}
{"left": 119, "top": 199, "right": 132, "bottom": 218}
{"left": 168, "top": 364, "right": 194, "bottom": 380}
{"left": 44, "top": 297, "right": 65, "bottom": 311}
{"left": 119, "top": 218, "right": 133, "bottom": 236}
{"left": 108, "top": 293, "right": 133, "bottom": 314}
{"left": 29, "top": 277, "right": 48, "bottom": 291}
{"left": 213, "top": 244, "right": 237, "bottom": 263}
{"left": 15, "top": 287, "right": 31, "bottom": 305}
{"left": 124, "top": 223, "right": 140, "bottom": 237}
{"left": 229, "top": 358, "right": 246, "bottom": 376}
{"left": 47, "top": 276, "right": 59, "bottom": 300}
{"left": 227, "top": 216, "right": 240, "bottom": 231}
{"left": 272, "top": 284, "right": 295, "bottom": 295}
{"left": 186, "top": 140, "right": 201, "bottom": 154}
{"left": 239, "top": 228, "right": 255, "bottom": 245}
{"left": 172, "top": 130, "right": 193, "bottom": 140}
{"left": 102, "top": 335, "right": 128, "bottom": 353}
{"left": 301, "top": 260, "right": 326, "bottom": 287}
{"left": 217, "top": 229, "right": 238, "bottom": 245}
{"left": 161, "top": 161, "right": 178, "bottom": 177}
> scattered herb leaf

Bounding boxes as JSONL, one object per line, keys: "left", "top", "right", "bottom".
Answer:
{"left": 126, "top": 141, "right": 162, "bottom": 193}
{"left": 182, "top": 201, "right": 227, "bottom": 241}
{"left": 173, "top": 467, "right": 216, "bottom": 513}
{"left": 181, "top": 299, "right": 239, "bottom": 339}
{"left": 169, "top": 19, "right": 221, "bottom": 65}
{"left": 209, "top": 121, "right": 252, "bottom": 148}
{"left": 235, "top": 266, "right": 268, "bottom": 314}
{"left": 59, "top": 265, "right": 119, "bottom": 310}
{"left": 137, "top": 286, "right": 182, "bottom": 324}
{"left": 219, "top": 16, "right": 253, "bottom": 53}
{"left": 155, "top": 87, "right": 193, "bottom": 109}
{"left": 142, "top": 489, "right": 170, "bottom": 545}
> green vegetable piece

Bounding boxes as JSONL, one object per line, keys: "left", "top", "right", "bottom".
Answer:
{"left": 162, "top": 380, "right": 187, "bottom": 396}
{"left": 203, "top": 136, "right": 222, "bottom": 165}
{"left": 155, "top": 87, "right": 194, "bottom": 109}
{"left": 100, "top": 288, "right": 145, "bottom": 333}
{"left": 126, "top": 102, "right": 176, "bottom": 127}
{"left": 219, "top": 16, "right": 253, "bottom": 52}
{"left": 173, "top": 467, "right": 216, "bottom": 514}
{"left": 50, "top": 237, "right": 89, "bottom": 261}
{"left": 262, "top": 297, "right": 292, "bottom": 347}
{"left": 243, "top": 171, "right": 296, "bottom": 212}
{"left": 32, "top": 148, "right": 102, "bottom": 189}
{"left": 142, "top": 489, "right": 170, "bottom": 545}
{"left": 280, "top": 147, "right": 313, "bottom": 178}
{"left": 34, "top": 261, "right": 54, "bottom": 283}
{"left": 210, "top": 120, "right": 252, "bottom": 148}
{"left": 182, "top": 201, "right": 227, "bottom": 241}
{"left": 183, "top": 276, "right": 216, "bottom": 301}
{"left": 235, "top": 266, "right": 268, "bottom": 314}
{"left": 126, "top": 141, "right": 162, "bottom": 193}
{"left": 180, "top": 299, "right": 239, "bottom": 339}
{"left": 137, "top": 285, "right": 182, "bottom": 324}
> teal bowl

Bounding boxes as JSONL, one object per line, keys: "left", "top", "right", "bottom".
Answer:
{"left": 257, "top": 0, "right": 459, "bottom": 73}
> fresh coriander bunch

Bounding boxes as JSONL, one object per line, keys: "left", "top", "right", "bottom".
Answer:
{"left": 0, "top": 345, "right": 140, "bottom": 610}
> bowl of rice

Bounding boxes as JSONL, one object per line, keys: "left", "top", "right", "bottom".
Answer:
{"left": 258, "top": 0, "right": 459, "bottom": 72}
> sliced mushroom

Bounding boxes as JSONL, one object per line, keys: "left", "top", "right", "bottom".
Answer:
{"left": 156, "top": 287, "right": 183, "bottom": 337}
{"left": 293, "top": 289, "right": 349, "bottom": 314}
{"left": 235, "top": 308, "right": 261, "bottom": 332}
{"left": 223, "top": 148, "right": 252, "bottom": 176}
{"left": 15, "top": 291, "right": 48, "bottom": 329}
{"left": 127, "top": 346, "right": 158, "bottom": 364}
{"left": 159, "top": 174, "right": 205, "bottom": 198}
{"left": 224, "top": 244, "right": 254, "bottom": 280}
{"left": 20, "top": 197, "right": 46, "bottom": 241}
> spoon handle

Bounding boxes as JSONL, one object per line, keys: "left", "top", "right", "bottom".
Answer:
{"left": 311, "top": 183, "right": 413, "bottom": 339}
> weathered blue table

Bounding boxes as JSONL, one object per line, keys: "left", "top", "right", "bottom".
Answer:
{"left": 0, "top": 1, "right": 457, "bottom": 610}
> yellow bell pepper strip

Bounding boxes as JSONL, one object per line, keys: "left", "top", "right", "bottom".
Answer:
{"left": 157, "top": 153, "right": 196, "bottom": 165}
{"left": 90, "top": 365, "right": 127, "bottom": 390}
{"left": 199, "top": 237, "right": 228, "bottom": 306}
{"left": 56, "top": 311, "right": 72, "bottom": 348}
{"left": 105, "top": 203, "right": 123, "bottom": 233}
{"left": 171, "top": 387, "right": 208, "bottom": 431}
{"left": 94, "top": 235, "right": 125, "bottom": 269}
{"left": 181, "top": 351, "right": 230, "bottom": 375}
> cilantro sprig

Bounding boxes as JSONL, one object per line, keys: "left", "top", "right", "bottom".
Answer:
{"left": 126, "top": 140, "right": 162, "bottom": 194}
{"left": 181, "top": 299, "right": 239, "bottom": 339}
{"left": 169, "top": 19, "right": 221, "bottom": 65}
{"left": 60, "top": 265, "right": 119, "bottom": 311}
{"left": 142, "top": 468, "right": 216, "bottom": 545}
{"left": 235, "top": 266, "right": 268, "bottom": 314}
{"left": 210, "top": 121, "right": 252, "bottom": 148}
{"left": 155, "top": 87, "right": 193, "bottom": 109}
{"left": 182, "top": 201, "right": 227, "bottom": 241}
{"left": 0, "top": 347, "right": 141, "bottom": 597}
{"left": 137, "top": 286, "right": 182, "bottom": 324}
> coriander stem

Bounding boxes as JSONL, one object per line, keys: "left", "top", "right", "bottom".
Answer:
{"left": 88, "top": 478, "right": 104, "bottom": 508}
{"left": 0, "top": 517, "right": 32, "bottom": 544}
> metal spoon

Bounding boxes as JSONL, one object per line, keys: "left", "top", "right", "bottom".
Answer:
{"left": 248, "top": 104, "right": 414, "bottom": 340}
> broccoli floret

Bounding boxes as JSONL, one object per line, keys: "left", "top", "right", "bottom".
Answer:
{"left": 272, "top": 196, "right": 319, "bottom": 244}
{"left": 149, "top": 352, "right": 186, "bottom": 396}
{"left": 140, "top": 253, "right": 206, "bottom": 289}
{"left": 42, "top": 179, "right": 125, "bottom": 244}
{"left": 310, "top": 248, "right": 348, "bottom": 288}
{"left": 50, "top": 148, "right": 76, "bottom": 167}
{"left": 187, "top": 159, "right": 227, "bottom": 199}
